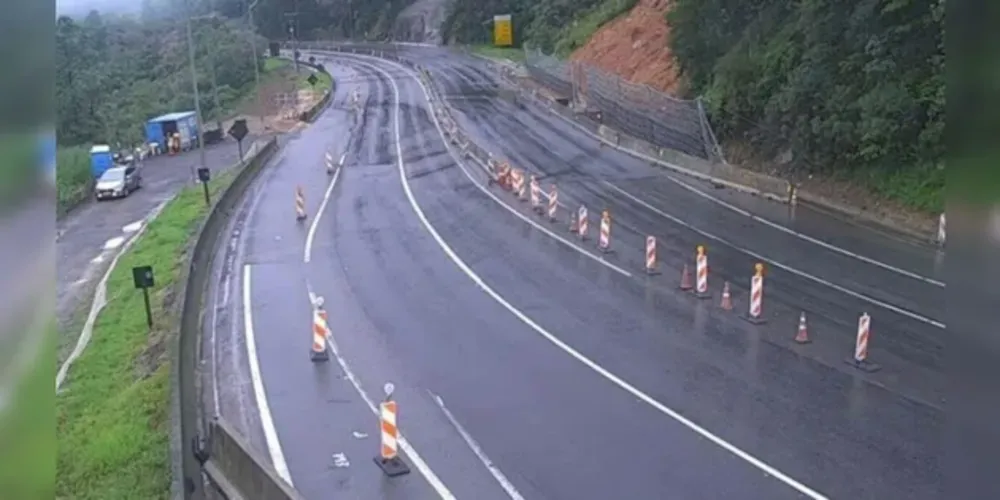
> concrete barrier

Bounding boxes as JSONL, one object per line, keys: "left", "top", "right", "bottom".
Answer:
{"left": 170, "top": 136, "right": 302, "bottom": 500}
{"left": 203, "top": 418, "right": 304, "bottom": 500}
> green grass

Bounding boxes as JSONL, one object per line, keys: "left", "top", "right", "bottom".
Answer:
{"left": 58, "top": 146, "right": 93, "bottom": 216}
{"left": 552, "top": 0, "right": 639, "bottom": 57}
{"left": 470, "top": 45, "right": 526, "bottom": 62}
{"left": 0, "top": 325, "right": 56, "bottom": 499}
{"left": 56, "top": 168, "right": 238, "bottom": 499}
{"left": 263, "top": 57, "right": 291, "bottom": 73}
{"left": 849, "top": 163, "right": 944, "bottom": 213}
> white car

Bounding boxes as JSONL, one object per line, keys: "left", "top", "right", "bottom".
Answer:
{"left": 94, "top": 165, "right": 142, "bottom": 200}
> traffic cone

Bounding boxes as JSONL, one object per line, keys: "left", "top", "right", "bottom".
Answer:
{"left": 794, "top": 312, "right": 811, "bottom": 344}
{"left": 295, "top": 186, "right": 307, "bottom": 221}
{"left": 720, "top": 281, "right": 733, "bottom": 310}
{"left": 679, "top": 264, "right": 693, "bottom": 290}
{"left": 311, "top": 309, "right": 329, "bottom": 361}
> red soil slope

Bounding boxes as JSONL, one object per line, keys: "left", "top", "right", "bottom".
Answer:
{"left": 569, "top": 0, "right": 682, "bottom": 94}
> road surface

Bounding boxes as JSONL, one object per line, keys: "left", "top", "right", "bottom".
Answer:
{"left": 207, "top": 48, "right": 945, "bottom": 499}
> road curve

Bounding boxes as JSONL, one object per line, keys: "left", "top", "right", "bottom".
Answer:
{"left": 208, "top": 46, "right": 944, "bottom": 500}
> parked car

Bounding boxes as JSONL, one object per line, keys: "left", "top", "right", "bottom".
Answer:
{"left": 94, "top": 165, "right": 142, "bottom": 200}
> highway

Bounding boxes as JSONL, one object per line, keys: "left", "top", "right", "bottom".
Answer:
{"left": 207, "top": 47, "right": 945, "bottom": 499}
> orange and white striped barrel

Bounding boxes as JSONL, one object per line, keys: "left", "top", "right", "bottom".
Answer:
{"left": 696, "top": 245, "right": 708, "bottom": 294}
{"left": 748, "top": 263, "right": 764, "bottom": 320}
{"left": 598, "top": 210, "right": 611, "bottom": 251}
{"left": 295, "top": 186, "right": 307, "bottom": 220}
{"left": 854, "top": 313, "right": 871, "bottom": 362}
{"left": 548, "top": 185, "right": 558, "bottom": 221}
{"left": 578, "top": 205, "right": 588, "bottom": 239}
{"left": 311, "top": 308, "right": 328, "bottom": 360}
{"left": 529, "top": 176, "right": 540, "bottom": 209}
{"left": 325, "top": 152, "right": 335, "bottom": 173}
{"left": 514, "top": 169, "right": 526, "bottom": 200}
{"left": 645, "top": 236, "right": 657, "bottom": 273}
{"left": 379, "top": 400, "right": 399, "bottom": 460}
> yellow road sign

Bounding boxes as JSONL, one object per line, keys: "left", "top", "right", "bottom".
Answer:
{"left": 493, "top": 14, "right": 512, "bottom": 47}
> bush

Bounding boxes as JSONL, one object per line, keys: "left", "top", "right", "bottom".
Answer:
{"left": 57, "top": 146, "right": 92, "bottom": 216}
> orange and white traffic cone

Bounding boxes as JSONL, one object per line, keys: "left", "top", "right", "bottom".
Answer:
{"left": 578, "top": 205, "right": 589, "bottom": 240}
{"left": 693, "top": 245, "right": 711, "bottom": 299}
{"left": 310, "top": 308, "right": 329, "bottom": 362}
{"left": 720, "top": 281, "right": 733, "bottom": 310}
{"left": 743, "top": 263, "right": 766, "bottom": 324}
{"left": 295, "top": 186, "right": 308, "bottom": 221}
{"left": 374, "top": 385, "right": 410, "bottom": 477}
{"left": 845, "top": 312, "right": 880, "bottom": 372}
{"left": 794, "top": 312, "right": 811, "bottom": 344}
{"left": 547, "top": 185, "right": 558, "bottom": 223}
{"left": 645, "top": 236, "right": 659, "bottom": 275}
{"left": 325, "top": 152, "right": 335, "bottom": 175}
{"left": 598, "top": 209, "right": 612, "bottom": 253}
{"left": 679, "top": 264, "right": 693, "bottom": 290}
{"left": 514, "top": 169, "right": 527, "bottom": 201}
{"left": 529, "top": 175, "right": 541, "bottom": 212}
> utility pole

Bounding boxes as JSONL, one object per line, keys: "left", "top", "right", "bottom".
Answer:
{"left": 248, "top": 0, "right": 263, "bottom": 126}
{"left": 284, "top": 5, "right": 299, "bottom": 73}
{"left": 186, "top": 8, "right": 208, "bottom": 184}
{"left": 206, "top": 0, "right": 223, "bottom": 130}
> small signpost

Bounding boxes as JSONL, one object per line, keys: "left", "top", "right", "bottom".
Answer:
{"left": 227, "top": 119, "right": 249, "bottom": 160}
{"left": 132, "top": 265, "right": 155, "bottom": 328}
{"left": 307, "top": 73, "right": 318, "bottom": 87}
{"left": 198, "top": 167, "right": 211, "bottom": 205}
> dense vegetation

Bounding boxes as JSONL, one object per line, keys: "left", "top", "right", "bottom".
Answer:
{"left": 56, "top": 8, "right": 262, "bottom": 148}
{"left": 440, "top": 0, "right": 638, "bottom": 56}
{"left": 668, "top": 0, "right": 944, "bottom": 211}
{"left": 247, "top": 0, "right": 413, "bottom": 41}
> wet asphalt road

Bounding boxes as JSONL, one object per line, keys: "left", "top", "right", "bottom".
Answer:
{"left": 217, "top": 48, "right": 946, "bottom": 499}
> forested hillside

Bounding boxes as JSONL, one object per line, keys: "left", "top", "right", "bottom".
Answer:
{"left": 56, "top": 10, "right": 261, "bottom": 148}
{"left": 668, "top": 0, "right": 944, "bottom": 211}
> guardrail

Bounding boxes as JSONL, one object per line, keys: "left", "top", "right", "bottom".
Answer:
{"left": 172, "top": 56, "right": 340, "bottom": 500}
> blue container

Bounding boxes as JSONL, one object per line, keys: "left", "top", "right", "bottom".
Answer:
{"left": 90, "top": 144, "right": 114, "bottom": 178}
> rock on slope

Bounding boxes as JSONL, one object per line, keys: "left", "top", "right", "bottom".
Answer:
{"left": 569, "top": 0, "right": 682, "bottom": 94}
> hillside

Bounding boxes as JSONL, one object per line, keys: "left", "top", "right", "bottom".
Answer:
{"left": 569, "top": 0, "right": 680, "bottom": 94}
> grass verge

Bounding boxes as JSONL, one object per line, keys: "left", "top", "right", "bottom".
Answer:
{"left": 470, "top": 45, "right": 526, "bottom": 62}
{"left": 58, "top": 146, "right": 92, "bottom": 217}
{"left": 56, "top": 167, "right": 239, "bottom": 499}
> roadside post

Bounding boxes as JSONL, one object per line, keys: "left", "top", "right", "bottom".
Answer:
{"left": 132, "top": 265, "right": 155, "bottom": 329}
{"left": 198, "top": 167, "right": 211, "bottom": 206}
{"left": 374, "top": 382, "right": 411, "bottom": 477}
{"left": 228, "top": 119, "right": 249, "bottom": 161}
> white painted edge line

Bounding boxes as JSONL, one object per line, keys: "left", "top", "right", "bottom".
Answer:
{"left": 304, "top": 165, "right": 342, "bottom": 264}
{"left": 343, "top": 54, "right": 632, "bottom": 278}
{"left": 57, "top": 199, "right": 170, "bottom": 392}
{"left": 301, "top": 87, "right": 455, "bottom": 499}
{"left": 604, "top": 181, "right": 946, "bottom": 329}
{"left": 429, "top": 391, "right": 525, "bottom": 500}
{"left": 372, "top": 57, "right": 830, "bottom": 500}
{"left": 103, "top": 236, "right": 125, "bottom": 250}
{"left": 659, "top": 173, "right": 945, "bottom": 287}
{"left": 123, "top": 220, "right": 144, "bottom": 233}
{"left": 241, "top": 264, "right": 294, "bottom": 486}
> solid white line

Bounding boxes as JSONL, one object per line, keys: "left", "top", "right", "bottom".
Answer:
{"left": 339, "top": 153, "right": 346, "bottom": 166}
{"left": 657, "top": 173, "right": 945, "bottom": 287}
{"left": 346, "top": 54, "right": 632, "bottom": 278}
{"left": 604, "top": 181, "right": 946, "bottom": 329}
{"left": 430, "top": 391, "right": 525, "bottom": 500}
{"left": 370, "top": 58, "right": 830, "bottom": 500}
{"left": 241, "top": 264, "right": 294, "bottom": 486}
{"left": 304, "top": 166, "right": 342, "bottom": 263}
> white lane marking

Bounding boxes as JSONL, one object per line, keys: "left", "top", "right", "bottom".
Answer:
{"left": 605, "top": 181, "right": 945, "bottom": 329}
{"left": 90, "top": 254, "right": 105, "bottom": 264}
{"left": 103, "top": 236, "right": 125, "bottom": 250}
{"left": 339, "top": 153, "right": 346, "bottom": 166}
{"left": 122, "top": 220, "right": 143, "bottom": 233}
{"left": 242, "top": 264, "right": 294, "bottom": 486}
{"left": 370, "top": 58, "right": 829, "bottom": 500}
{"left": 300, "top": 99, "right": 455, "bottom": 498}
{"left": 656, "top": 173, "right": 945, "bottom": 287}
{"left": 304, "top": 166, "right": 342, "bottom": 264}
{"left": 430, "top": 391, "right": 525, "bottom": 500}
{"left": 346, "top": 54, "right": 631, "bottom": 278}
